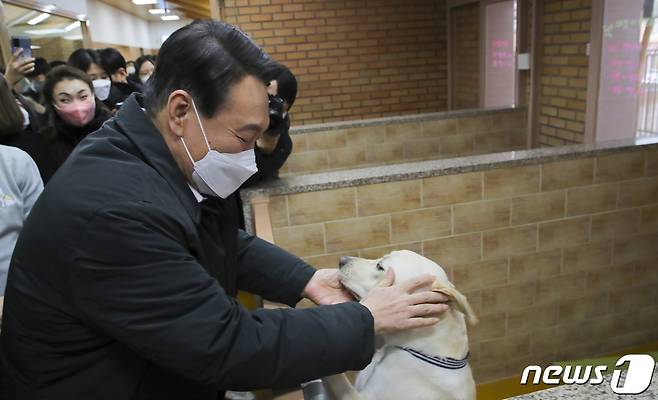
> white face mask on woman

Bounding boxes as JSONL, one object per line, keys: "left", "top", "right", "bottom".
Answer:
{"left": 92, "top": 79, "right": 111, "bottom": 101}
{"left": 179, "top": 98, "right": 258, "bottom": 199}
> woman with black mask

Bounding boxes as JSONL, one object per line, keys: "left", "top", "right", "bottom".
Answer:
{"left": 98, "top": 48, "right": 141, "bottom": 111}
{"left": 39, "top": 66, "right": 111, "bottom": 182}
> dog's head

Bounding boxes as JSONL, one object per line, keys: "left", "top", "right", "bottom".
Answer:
{"left": 339, "top": 250, "right": 478, "bottom": 326}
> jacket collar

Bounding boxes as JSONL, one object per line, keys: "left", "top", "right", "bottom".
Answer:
{"left": 114, "top": 93, "right": 201, "bottom": 223}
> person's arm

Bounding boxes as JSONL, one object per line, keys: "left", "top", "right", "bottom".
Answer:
{"left": 18, "top": 152, "right": 43, "bottom": 219}
{"left": 70, "top": 202, "right": 374, "bottom": 390}
{"left": 236, "top": 229, "right": 315, "bottom": 306}
{"left": 4, "top": 49, "right": 35, "bottom": 89}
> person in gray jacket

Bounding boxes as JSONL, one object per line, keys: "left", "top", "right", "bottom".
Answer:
{"left": 0, "top": 145, "right": 43, "bottom": 295}
{"left": 0, "top": 21, "right": 448, "bottom": 399}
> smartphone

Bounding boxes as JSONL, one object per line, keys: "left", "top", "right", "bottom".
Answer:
{"left": 11, "top": 36, "right": 32, "bottom": 59}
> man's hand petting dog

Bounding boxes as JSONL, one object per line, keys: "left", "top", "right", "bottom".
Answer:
{"left": 360, "top": 269, "right": 450, "bottom": 335}
{"left": 303, "top": 269, "right": 355, "bottom": 305}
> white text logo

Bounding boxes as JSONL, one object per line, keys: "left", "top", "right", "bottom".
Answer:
{"left": 520, "top": 354, "right": 655, "bottom": 395}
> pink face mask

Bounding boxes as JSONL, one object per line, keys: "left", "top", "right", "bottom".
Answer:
{"left": 54, "top": 97, "right": 96, "bottom": 127}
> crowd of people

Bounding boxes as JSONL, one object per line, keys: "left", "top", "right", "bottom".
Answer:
{"left": 0, "top": 42, "right": 298, "bottom": 295}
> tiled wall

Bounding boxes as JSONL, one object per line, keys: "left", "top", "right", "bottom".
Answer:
{"left": 451, "top": 2, "right": 480, "bottom": 109}
{"left": 281, "top": 109, "right": 527, "bottom": 176}
{"left": 268, "top": 146, "right": 658, "bottom": 383}
{"left": 537, "top": 0, "right": 592, "bottom": 146}
{"left": 222, "top": 0, "right": 448, "bottom": 125}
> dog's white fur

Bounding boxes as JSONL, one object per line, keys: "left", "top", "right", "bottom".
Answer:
{"left": 322, "top": 250, "right": 477, "bottom": 400}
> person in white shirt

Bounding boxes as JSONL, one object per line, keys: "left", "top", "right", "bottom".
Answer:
{"left": 0, "top": 145, "right": 43, "bottom": 295}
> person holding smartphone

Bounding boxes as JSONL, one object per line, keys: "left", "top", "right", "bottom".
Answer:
{"left": 4, "top": 48, "right": 35, "bottom": 92}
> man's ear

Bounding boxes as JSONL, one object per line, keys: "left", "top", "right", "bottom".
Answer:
{"left": 166, "top": 90, "right": 192, "bottom": 138}
{"left": 431, "top": 281, "right": 478, "bottom": 326}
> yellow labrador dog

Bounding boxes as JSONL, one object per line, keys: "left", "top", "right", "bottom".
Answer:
{"left": 323, "top": 250, "right": 478, "bottom": 400}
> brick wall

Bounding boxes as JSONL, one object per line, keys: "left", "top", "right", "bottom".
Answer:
{"left": 281, "top": 109, "right": 527, "bottom": 175}
{"left": 537, "top": 0, "right": 592, "bottom": 146}
{"left": 267, "top": 146, "right": 658, "bottom": 383}
{"left": 222, "top": 0, "right": 448, "bottom": 125}
{"left": 451, "top": 2, "right": 481, "bottom": 109}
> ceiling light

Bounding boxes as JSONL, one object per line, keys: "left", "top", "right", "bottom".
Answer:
{"left": 149, "top": 8, "right": 166, "bottom": 14}
{"left": 132, "top": 0, "right": 157, "bottom": 5}
{"left": 24, "top": 28, "right": 64, "bottom": 35}
{"left": 65, "top": 21, "right": 80, "bottom": 31}
{"left": 27, "top": 13, "right": 51, "bottom": 25}
{"left": 43, "top": 4, "right": 56, "bottom": 12}
{"left": 161, "top": 15, "right": 180, "bottom": 21}
{"left": 7, "top": 10, "right": 39, "bottom": 27}
{"left": 30, "top": 45, "right": 41, "bottom": 49}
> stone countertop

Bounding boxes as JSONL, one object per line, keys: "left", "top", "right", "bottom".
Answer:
{"left": 289, "top": 106, "right": 525, "bottom": 135}
{"left": 240, "top": 135, "right": 658, "bottom": 234}
{"left": 241, "top": 135, "right": 658, "bottom": 201}
{"left": 506, "top": 365, "right": 658, "bottom": 399}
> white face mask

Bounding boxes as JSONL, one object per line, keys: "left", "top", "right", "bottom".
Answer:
{"left": 180, "top": 99, "right": 258, "bottom": 199}
{"left": 139, "top": 74, "right": 151, "bottom": 84}
{"left": 127, "top": 66, "right": 136, "bottom": 75}
{"left": 92, "top": 79, "right": 111, "bottom": 101}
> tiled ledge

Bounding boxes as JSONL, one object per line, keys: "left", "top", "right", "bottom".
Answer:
{"left": 240, "top": 135, "right": 658, "bottom": 234}
{"left": 242, "top": 136, "right": 658, "bottom": 201}
{"left": 289, "top": 106, "right": 525, "bottom": 135}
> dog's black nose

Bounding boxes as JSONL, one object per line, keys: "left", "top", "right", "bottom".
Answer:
{"left": 339, "top": 256, "right": 353, "bottom": 269}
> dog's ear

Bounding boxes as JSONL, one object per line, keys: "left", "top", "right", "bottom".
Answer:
{"left": 431, "top": 281, "right": 478, "bottom": 326}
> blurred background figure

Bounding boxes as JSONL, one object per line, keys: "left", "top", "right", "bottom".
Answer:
{"left": 49, "top": 60, "right": 67, "bottom": 69}
{"left": 0, "top": 145, "right": 43, "bottom": 295}
{"left": 236, "top": 63, "right": 297, "bottom": 229}
{"left": 67, "top": 49, "right": 112, "bottom": 108}
{"left": 39, "top": 66, "right": 111, "bottom": 182}
{"left": 243, "top": 63, "right": 297, "bottom": 187}
{"left": 131, "top": 54, "right": 156, "bottom": 90}
{"left": 126, "top": 60, "right": 136, "bottom": 76}
{"left": 0, "top": 72, "right": 48, "bottom": 180}
{"left": 0, "top": 52, "right": 50, "bottom": 182}
{"left": 22, "top": 57, "right": 50, "bottom": 104}
{"left": 98, "top": 47, "right": 141, "bottom": 111}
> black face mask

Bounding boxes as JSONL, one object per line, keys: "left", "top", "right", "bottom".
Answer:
{"left": 265, "top": 94, "right": 289, "bottom": 136}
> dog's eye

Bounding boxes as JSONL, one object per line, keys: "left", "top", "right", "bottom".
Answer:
{"left": 376, "top": 262, "right": 384, "bottom": 271}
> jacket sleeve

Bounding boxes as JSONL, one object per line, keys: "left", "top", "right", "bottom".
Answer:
{"left": 69, "top": 202, "right": 374, "bottom": 390}
{"left": 15, "top": 149, "right": 43, "bottom": 218}
{"left": 236, "top": 229, "right": 316, "bottom": 307}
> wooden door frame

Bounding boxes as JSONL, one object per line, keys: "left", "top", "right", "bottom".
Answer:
{"left": 447, "top": 0, "right": 479, "bottom": 110}
{"left": 584, "top": 0, "right": 605, "bottom": 144}
{"left": 3, "top": 0, "right": 81, "bottom": 21}
{"left": 528, "top": 0, "right": 543, "bottom": 148}
{"left": 0, "top": 0, "right": 12, "bottom": 66}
